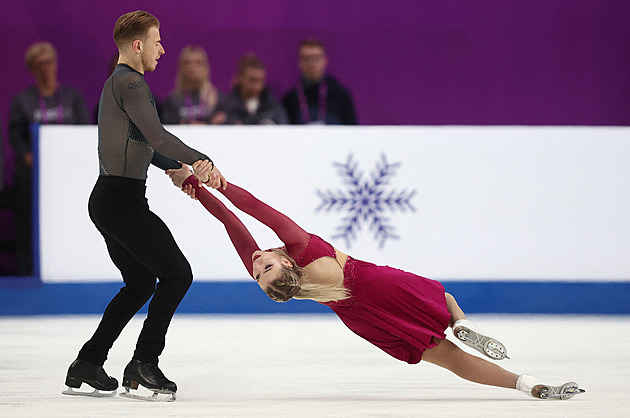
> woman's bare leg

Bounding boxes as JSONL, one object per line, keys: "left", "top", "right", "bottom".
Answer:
{"left": 444, "top": 292, "right": 510, "bottom": 360}
{"left": 422, "top": 339, "right": 518, "bottom": 389}
{"left": 445, "top": 292, "right": 465, "bottom": 328}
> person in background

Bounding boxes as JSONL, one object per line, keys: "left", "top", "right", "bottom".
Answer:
{"left": 93, "top": 52, "right": 120, "bottom": 123}
{"left": 9, "top": 41, "right": 90, "bottom": 276}
{"left": 283, "top": 38, "right": 357, "bottom": 125}
{"left": 0, "top": 117, "right": 15, "bottom": 276}
{"left": 161, "top": 46, "right": 228, "bottom": 125}
{"left": 224, "top": 53, "right": 287, "bottom": 125}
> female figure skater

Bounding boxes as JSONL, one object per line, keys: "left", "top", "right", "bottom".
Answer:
{"left": 166, "top": 161, "right": 584, "bottom": 400}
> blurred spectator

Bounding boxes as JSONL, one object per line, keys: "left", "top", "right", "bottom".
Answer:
{"left": 1, "top": 116, "right": 15, "bottom": 276}
{"left": 283, "top": 38, "right": 357, "bottom": 125}
{"left": 93, "top": 52, "right": 120, "bottom": 123}
{"left": 224, "top": 53, "right": 287, "bottom": 125}
{"left": 9, "top": 41, "right": 89, "bottom": 275}
{"left": 161, "top": 46, "right": 228, "bottom": 125}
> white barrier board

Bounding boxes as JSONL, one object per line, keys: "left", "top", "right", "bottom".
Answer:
{"left": 38, "top": 125, "right": 630, "bottom": 282}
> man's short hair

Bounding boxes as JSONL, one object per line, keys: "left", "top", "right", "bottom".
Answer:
{"left": 113, "top": 10, "right": 160, "bottom": 49}
{"left": 25, "top": 42, "right": 57, "bottom": 71}
{"left": 298, "top": 38, "right": 326, "bottom": 53}
{"left": 237, "top": 53, "right": 265, "bottom": 76}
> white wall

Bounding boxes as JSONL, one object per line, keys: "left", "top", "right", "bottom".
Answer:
{"left": 38, "top": 125, "right": 630, "bottom": 283}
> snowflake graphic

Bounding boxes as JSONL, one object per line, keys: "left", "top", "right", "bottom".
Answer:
{"left": 316, "top": 154, "right": 416, "bottom": 248}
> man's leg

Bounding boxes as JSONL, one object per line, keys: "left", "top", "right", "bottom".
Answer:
{"left": 100, "top": 208, "right": 192, "bottom": 365}
{"left": 78, "top": 233, "right": 157, "bottom": 365}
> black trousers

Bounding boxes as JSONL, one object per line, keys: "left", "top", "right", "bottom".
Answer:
{"left": 78, "top": 176, "right": 192, "bottom": 366}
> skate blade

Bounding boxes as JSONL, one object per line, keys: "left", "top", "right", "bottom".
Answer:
{"left": 544, "top": 387, "right": 586, "bottom": 400}
{"left": 120, "top": 387, "right": 177, "bottom": 402}
{"left": 62, "top": 387, "right": 117, "bottom": 398}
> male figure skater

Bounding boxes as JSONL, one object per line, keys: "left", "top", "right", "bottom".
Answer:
{"left": 63, "top": 10, "right": 226, "bottom": 401}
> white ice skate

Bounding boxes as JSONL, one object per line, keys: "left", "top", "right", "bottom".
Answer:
{"left": 516, "top": 374, "right": 585, "bottom": 400}
{"left": 452, "top": 319, "right": 509, "bottom": 360}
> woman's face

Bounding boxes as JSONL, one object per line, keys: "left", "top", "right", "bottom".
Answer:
{"left": 180, "top": 51, "right": 207, "bottom": 84}
{"left": 31, "top": 51, "right": 58, "bottom": 84}
{"left": 251, "top": 250, "right": 291, "bottom": 291}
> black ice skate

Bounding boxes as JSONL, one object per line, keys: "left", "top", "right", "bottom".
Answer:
{"left": 120, "top": 360, "right": 177, "bottom": 402}
{"left": 517, "top": 374, "right": 586, "bottom": 400}
{"left": 452, "top": 319, "right": 509, "bottom": 360}
{"left": 62, "top": 359, "right": 118, "bottom": 397}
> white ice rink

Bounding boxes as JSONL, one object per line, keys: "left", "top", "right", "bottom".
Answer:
{"left": 1, "top": 314, "right": 629, "bottom": 417}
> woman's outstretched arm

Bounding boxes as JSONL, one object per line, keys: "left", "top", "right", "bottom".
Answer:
{"left": 167, "top": 164, "right": 258, "bottom": 276}
{"left": 193, "top": 160, "right": 311, "bottom": 255}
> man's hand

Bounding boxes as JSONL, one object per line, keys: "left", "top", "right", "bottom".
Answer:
{"left": 165, "top": 163, "right": 192, "bottom": 188}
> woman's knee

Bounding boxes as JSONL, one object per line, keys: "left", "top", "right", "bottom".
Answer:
{"left": 422, "top": 338, "right": 460, "bottom": 368}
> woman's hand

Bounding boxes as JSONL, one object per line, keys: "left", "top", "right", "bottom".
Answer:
{"left": 182, "top": 183, "right": 197, "bottom": 200}
{"left": 193, "top": 160, "right": 227, "bottom": 190}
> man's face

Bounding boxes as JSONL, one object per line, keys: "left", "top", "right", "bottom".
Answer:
{"left": 238, "top": 67, "right": 266, "bottom": 100}
{"left": 140, "top": 26, "right": 165, "bottom": 72}
{"left": 298, "top": 45, "right": 327, "bottom": 81}
{"left": 30, "top": 52, "right": 58, "bottom": 84}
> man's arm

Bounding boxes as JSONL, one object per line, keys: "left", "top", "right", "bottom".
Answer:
{"left": 120, "top": 72, "right": 209, "bottom": 165}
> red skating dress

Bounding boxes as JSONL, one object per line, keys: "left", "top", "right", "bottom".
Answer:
{"left": 184, "top": 177, "right": 451, "bottom": 364}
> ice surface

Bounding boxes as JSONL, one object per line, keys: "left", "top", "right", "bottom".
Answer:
{"left": 0, "top": 314, "right": 628, "bottom": 417}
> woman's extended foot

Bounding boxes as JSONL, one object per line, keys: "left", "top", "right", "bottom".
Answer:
{"left": 452, "top": 319, "right": 509, "bottom": 360}
{"left": 516, "top": 374, "right": 585, "bottom": 400}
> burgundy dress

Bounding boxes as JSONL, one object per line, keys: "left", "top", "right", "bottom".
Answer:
{"left": 184, "top": 177, "right": 451, "bottom": 363}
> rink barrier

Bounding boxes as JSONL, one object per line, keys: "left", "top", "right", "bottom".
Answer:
{"left": 0, "top": 280, "right": 628, "bottom": 316}
{"left": 2, "top": 125, "right": 628, "bottom": 315}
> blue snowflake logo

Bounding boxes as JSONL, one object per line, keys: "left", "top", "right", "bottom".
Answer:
{"left": 316, "top": 154, "right": 416, "bottom": 248}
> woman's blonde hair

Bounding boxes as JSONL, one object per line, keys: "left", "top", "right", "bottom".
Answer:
{"left": 175, "top": 46, "right": 218, "bottom": 110}
{"left": 264, "top": 249, "right": 350, "bottom": 303}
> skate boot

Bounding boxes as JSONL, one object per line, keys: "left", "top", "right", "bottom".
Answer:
{"left": 120, "top": 359, "right": 177, "bottom": 402}
{"left": 62, "top": 359, "right": 118, "bottom": 397}
{"left": 516, "top": 374, "right": 585, "bottom": 400}
{"left": 452, "top": 319, "right": 509, "bottom": 360}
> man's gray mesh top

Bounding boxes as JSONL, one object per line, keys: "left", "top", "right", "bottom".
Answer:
{"left": 97, "top": 64, "right": 209, "bottom": 179}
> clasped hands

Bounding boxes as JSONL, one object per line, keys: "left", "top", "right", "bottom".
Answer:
{"left": 165, "top": 159, "right": 227, "bottom": 200}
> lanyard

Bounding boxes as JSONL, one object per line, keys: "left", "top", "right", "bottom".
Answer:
{"left": 38, "top": 88, "right": 63, "bottom": 124}
{"left": 184, "top": 92, "right": 210, "bottom": 121}
{"left": 184, "top": 92, "right": 198, "bottom": 120}
{"left": 297, "top": 79, "right": 327, "bottom": 123}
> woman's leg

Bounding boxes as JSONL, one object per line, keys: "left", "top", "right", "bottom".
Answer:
{"left": 422, "top": 339, "right": 518, "bottom": 389}
{"left": 444, "top": 292, "right": 509, "bottom": 360}
{"left": 445, "top": 292, "right": 465, "bottom": 328}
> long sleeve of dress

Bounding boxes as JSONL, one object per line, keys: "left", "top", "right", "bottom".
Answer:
{"left": 217, "top": 182, "right": 310, "bottom": 256}
{"left": 183, "top": 176, "right": 259, "bottom": 276}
